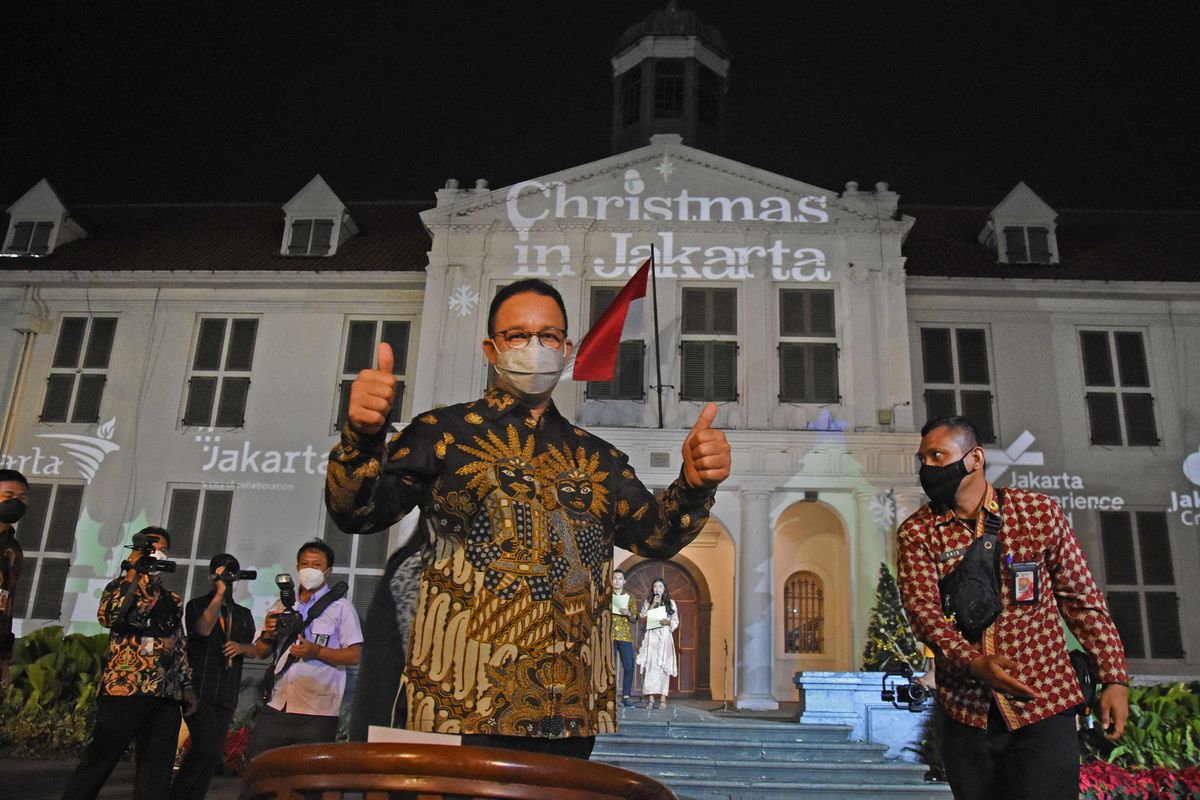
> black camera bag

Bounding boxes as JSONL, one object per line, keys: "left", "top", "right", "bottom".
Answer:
{"left": 938, "top": 491, "right": 1004, "bottom": 641}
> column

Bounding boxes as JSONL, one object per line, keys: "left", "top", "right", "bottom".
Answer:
{"left": 736, "top": 489, "right": 778, "bottom": 710}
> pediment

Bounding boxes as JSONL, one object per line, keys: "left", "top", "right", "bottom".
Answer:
{"left": 283, "top": 174, "right": 347, "bottom": 217}
{"left": 422, "top": 140, "right": 881, "bottom": 232}
{"left": 990, "top": 181, "right": 1056, "bottom": 222}
{"left": 6, "top": 178, "right": 70, "bottom": 218}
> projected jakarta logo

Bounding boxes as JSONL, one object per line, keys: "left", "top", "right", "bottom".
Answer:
{"left": 1, "top": 417, "right": 121, "bottom": 484}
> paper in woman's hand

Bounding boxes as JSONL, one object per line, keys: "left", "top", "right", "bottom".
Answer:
{"left": 645, "top": 606, "right": 668, "bottom": 629}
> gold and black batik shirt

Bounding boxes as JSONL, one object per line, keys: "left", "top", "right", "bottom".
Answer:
{"left": 326, "top": 386, "right": 715, "bottom": 738}
{"left": 96, "top": 577, "right": 192, "bottom": 699}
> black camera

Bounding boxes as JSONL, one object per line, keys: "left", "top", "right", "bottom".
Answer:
{"left": 120, "top": 531, "right": 177, "bottom": 574}
{"left": 270, "top": 573, "right": 305, "bottom": 644}
{"left": 217, "top": 569, "right": 257, "bottom": 583}
{"left": 881, "top": 665, "right": 931, "bottom": 712}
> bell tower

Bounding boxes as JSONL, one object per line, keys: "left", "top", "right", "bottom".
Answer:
{"left": 610, "top": 2, "right": 731, "bottom": 155}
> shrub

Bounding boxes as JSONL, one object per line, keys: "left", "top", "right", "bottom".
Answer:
{"left": 1080, "top": 762, "right": 1200, "bottom": 799}
{"left": 1080, "top": 682, "right": 1200, "bottom": 771}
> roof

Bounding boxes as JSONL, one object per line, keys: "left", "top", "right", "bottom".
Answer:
{"left": 614, "top": 3, "right": 729, "bottom": 56}
{"left": 901, "top": 206, "right": 1200, "bottom": 282}
{"left": 0, "top": 201, "right": 432, "bottom": 272}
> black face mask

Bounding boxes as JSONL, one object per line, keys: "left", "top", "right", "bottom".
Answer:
{"left": 0, "top": 498, "right": 27, "bottom": 525}
{"left": 919, "top": 456, "right": 970, "bottom": 510}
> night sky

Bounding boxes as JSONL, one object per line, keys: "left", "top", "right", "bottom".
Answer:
{"left": 4, "top": 2, "right": 1197, "bottom": 211}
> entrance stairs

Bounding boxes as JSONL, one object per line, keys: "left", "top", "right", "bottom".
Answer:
{"left": 594, "top": 702, "right": 951, "bottom": 800}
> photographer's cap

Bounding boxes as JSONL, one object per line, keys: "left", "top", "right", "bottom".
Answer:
{"left": 210, "top": 552, "right": 240, "bottom": 574}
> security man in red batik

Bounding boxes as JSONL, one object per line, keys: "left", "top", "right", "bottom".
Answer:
{"left": 898, "top": 416, "right": 1129, "bottom": 800}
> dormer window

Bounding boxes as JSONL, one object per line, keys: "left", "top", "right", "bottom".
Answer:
{"left": 287, "top": 219, "right": 335, "bottom": 256}
{"left": 6, "top": 221, "right": 55, "bottom": 254}
{"left": 1002, "top": 226, "right": 1052, "bottom": 264}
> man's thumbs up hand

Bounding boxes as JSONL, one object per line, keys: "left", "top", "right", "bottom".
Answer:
{"left": 347, "top": 342, "right": 397, "bottom": 435}
{"left": 681, "top": 402, "right": 730, "bottom": 489}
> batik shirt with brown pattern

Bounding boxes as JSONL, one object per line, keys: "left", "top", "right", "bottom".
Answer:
{"left": 898, "top": 485, "right": 1128, "bottom": 730}
{"left": 326, "top": 387, "right": 715, "bottom": 739}
{"left": 96, "top": 577, "right": 192, "bottom": 698}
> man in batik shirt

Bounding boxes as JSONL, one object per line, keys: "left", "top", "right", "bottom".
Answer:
{"left": 63, "top": 527, "right": 197, "bottom": 800}
{"left": 898, "top": 416, "right": 1128, "bottom": 800}
{"left": 326, "top": 278, "right": 731, "bottom": 759}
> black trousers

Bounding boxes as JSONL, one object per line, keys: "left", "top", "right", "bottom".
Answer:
{"left": 61, "top": 694, "right": 182, "bottom": 800}
{"left": 245, "top": 705, "right": 339, "bottom": 764}
{"left": 169, "top": 699, "right": 236, "bottom": 800}
{"left": 461, "top": 733, "right": 596, "bottom": 760}
{"left": 941, "top": 703, "right": 1080, "bottom": 800}
{"left": 614, "top": 639, "right": 635, "bottom": 698}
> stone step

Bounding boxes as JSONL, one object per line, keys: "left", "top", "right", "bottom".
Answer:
{"left": 659, "top": 778, "right": 952, "bottom": 800}
{"left": 595, "top": 734, "right": 889, "bottom": 763}
{"left": 612, "top": 718, "right": 854, "bottom": 744}
{"left": 597, "top": 754, "right": 933, "bottom": 786}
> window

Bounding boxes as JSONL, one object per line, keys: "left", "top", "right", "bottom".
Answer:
{"left": 920, "top": 327, "right": 996, "bottom": 443}
{"left": 585, "top": 286, "right": 645, "bottom": 401}
{"left": 6, "top": 221, "right": 55, "bottom": 255}
{"left": 1002, "top": 226, "right": 1052, "bottom": 263}
{"left": 697, "top": 67, "right": 720, "bottom": 127}
{"left": 287, "top": 219, "right": 335, "bottom": 256}
{"left": 784, "top": 571, "right": 824, "bottom": 654}
{"left": 620, "top": 71, "right": 642, "bottom": 127}
{"left": 40, "top": 317, "right": 118, "bottom": 424}
{"left": 1080, "top": 330, "right": 1158, "bottom": 446}
{"left": 335, "top": 319, "right": 411, "bottom": 432}
{"left": 679, "top": 287, "right": 737, "bottom": 402}
{"left": 159, "top": 487, "right": 234, "bottom": 601}
{"left": 1100, "top": 511, "right": 1183, "bottom": 660}
{"left": 654, "top": 61, "right": 685, "bottom": 119}
{"left": 182, "top": 317, "right": 258, "bottom": 427}
{"left": 778, "top": 289, "right": 838, "bottom": 403}
{"left": 324, "top": 513, "right": 391, "bottom": 620}
{"left": 10, "top": 482, "right": 83, "bottom": 621}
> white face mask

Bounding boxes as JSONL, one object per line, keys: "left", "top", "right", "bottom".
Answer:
{"left": 151, "top": 549, "right": 168, "bottom": 561}
{"left": 298, "top": 567, "right": 326, "bottom": 591}
{"left": 492, "top": 338, "right": 566, "bottom": 404}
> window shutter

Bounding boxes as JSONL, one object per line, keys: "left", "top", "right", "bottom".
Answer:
{"left": 778, "top": 343, "right": 807, "bottom": 402}
{"left": 1003, "top": 227, "right": 1027, "bottom": 261}
{"left": 1145, "top": 592, "right": 1184, "bottom": 659}
{"left": 71, "top": 374, "right": 106, "bottom": 423}
{"left": 1028, "top": 227, "right": 1051, "bottom": 263}
{"left": 681, "top": 289, "right": 707, "bottom": 334}
{"left": 710, "top": 289, "right": 737, "bottom": 335}
{"left": 344, "top": 321, "right": 376, "bottom": 373}
{"left": 197, "top": 490, "right": 233, "bottom": 556}
{"left": 920, "top": 328, "right": 954, "bottom": 384}
{"left": 83, "top": 318, "right": 118, "bottom": 369}
{"left": 1122, "top": 393, "right": 1158, "bottom": 445}
{"left": 1114, "top": 332, "right": 1149, "bottom": 387}
{"left": 680, "top": 341, "right": 707, "bottom": 400}
{"left": 1105, "top": 591, "right": 1144, "bottom": 659}
{"left": 225, "top": 319, "right": 258, "bottom": 371}
{"left": 1135, "top": 512, "right": 1173, "bottom": 585}
{"left": 1100, "top": 511, "right": 1137, "bottom": 584}
{"left": 45, "top": 485, "right": 85, "bottom": 552}
{"left": 9, "top": 221, "right": 33, "bottom": 252}
{"left": 959, "top": 390, "right": 995, "bottom": 443}
{"left": 289, "top": 220, "right": 313, "bottom": 254}
{"left": 710, "top": 341, "right": 738, "bottom": 401}
{"left": 19, "top": 485, "right": 52, "bottom": 553}
{"left": 30, "top": 222, "right": 53, "bottom": 254}
{"left": 779, "top": 291, "right": 807, "bottom": 336}
{"left": 621, "top": 72, "right": 642, "bottom": 126}
{"left": 53, "top": 318, "right": 87, "bottom": 368}
{"left": 310, "top": 220, "right": 334, "bottom": 255}
{"left": 40, "top": 374, "right": 74, "bottom": 423}
{"left": 215, "top": 377, "right": 250, "bottom": 427}
{"left": 323, "top": 514, "right": 355, "bottom": 570}
{"left": 616, "top": 341, "right": 645, "bottom": 400}
{"left": 1079, "top": 331, "right": 1114, "bottom": 386}
{"left": 166, "top": 489, "right": 201, "bottom": 556}
{"left": 924, "top": 389, "right": 956, "bottom": 422}
{"left": 955, "top": 329, "right": 990, "bottom": 384}
{"left": 31, "top": 558, "right": 70, "bottom": 619}
{"left": 811, "top": 343, "right": 838, "bottom": 403}
{"left": 337, "top": 379, "right": 354, "bottom": 430}
{"left": 356, "top": 526, "right": 390, "bottom": 569}
{"left": 183, "top": 377, "right": 217, "bottom": 426}
{"left": 381, "top": 321, "right": 411, "bottom": 373}
{"left": 809, "top": 291, "right": 835, "bottom": 336}
{"left": 1085, "top": 392, "right": 1122, "bottom": 445}
{"left": 193, "top": 319, "right": 227, "bottom": 371}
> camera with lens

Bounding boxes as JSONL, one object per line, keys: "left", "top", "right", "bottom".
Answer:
{"left": 270, "top": 573, "right": 305, "bottom": 645}
{"left": 881, "top": 664, "right": 931, "bottom": 712}
{"left": 212, "top": 555, "right": 257, "bottom": 584}
{"left": 120, "top": 531, "right": 177, "bottom": 575}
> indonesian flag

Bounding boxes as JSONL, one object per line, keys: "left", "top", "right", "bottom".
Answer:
{"left": 568, "top": 257, "right": 651, "bottom": 381}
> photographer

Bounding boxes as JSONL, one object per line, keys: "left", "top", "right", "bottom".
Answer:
{"left": 0, "top": 469, "right": 29, "bottom": 692}
{"left": 62, "top": 527, "right": 197, "bottom": 800}
{"left": 170, "top": 553, "right": 257, "bottom": 800}
{"left": 245, "top": 540, "right": 361, "bottom": 762}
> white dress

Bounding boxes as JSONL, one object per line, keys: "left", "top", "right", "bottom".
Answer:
{"left": 636, "top": 600, "right": 679, "bottom": 696}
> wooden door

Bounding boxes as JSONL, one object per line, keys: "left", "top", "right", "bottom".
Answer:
{"left": 625, "top": 560, "right": 700, "bottom": 697}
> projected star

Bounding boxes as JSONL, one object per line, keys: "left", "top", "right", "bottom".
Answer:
{"left": 655, "top": 155, "right": 675, "bottom": 182}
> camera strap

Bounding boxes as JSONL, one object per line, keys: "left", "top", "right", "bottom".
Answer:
{"left": 261, "top": 581, "right": 348, "bottom": 703}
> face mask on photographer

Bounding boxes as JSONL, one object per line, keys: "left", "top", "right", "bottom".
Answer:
{"left": 298, "top": 567, "right": 326, "bottom": 591}
{"left": 0, "top": 498, "right": 26, "bottom": 525}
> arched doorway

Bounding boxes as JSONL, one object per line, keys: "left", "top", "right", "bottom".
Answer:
{"left": 624, "top": 559, "right": 704, "bottom": 698}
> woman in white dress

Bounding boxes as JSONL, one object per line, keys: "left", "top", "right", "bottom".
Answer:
{"left": 636, "top": 578, "right": 679, "bottom": 709}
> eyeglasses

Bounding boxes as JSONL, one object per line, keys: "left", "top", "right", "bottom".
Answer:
{"left": 493, "top": 327, "right": 567, "bottom": 350}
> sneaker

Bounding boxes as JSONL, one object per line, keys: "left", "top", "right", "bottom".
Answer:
{"left": 621, "top": 696, "right": 636, "bottom": 707}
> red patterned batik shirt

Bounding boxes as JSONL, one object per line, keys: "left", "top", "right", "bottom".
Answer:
{"left": 897, "top": 485, "right": 1128, "bottom": 730}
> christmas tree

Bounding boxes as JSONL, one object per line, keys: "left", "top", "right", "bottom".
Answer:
{"left": 861, "top": 563, "right": 925, "bottom": 672}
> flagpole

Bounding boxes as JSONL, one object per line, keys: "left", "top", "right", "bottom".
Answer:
{"left": 650, "top": 245, "right": 664, "bottom": 429}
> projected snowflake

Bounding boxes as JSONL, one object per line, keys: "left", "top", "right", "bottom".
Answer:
{"left": 449, "top": 285, "right": 480, "bottom": 317}
{"left": 655, "top": 155, "right": 675, "bottom": 182}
